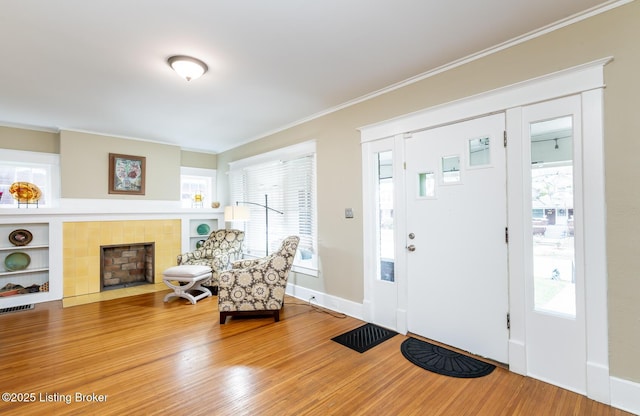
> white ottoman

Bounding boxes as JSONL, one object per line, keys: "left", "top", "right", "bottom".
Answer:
{"left": 162, "top": 265, "right": 213, "bottom": 304}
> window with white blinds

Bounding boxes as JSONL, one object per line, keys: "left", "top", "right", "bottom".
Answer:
{"left": 229, "top": 141, "right": 317, "bottom": 275}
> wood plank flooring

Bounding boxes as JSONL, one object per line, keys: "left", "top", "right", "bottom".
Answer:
{"left": 0, "top": 291, "right": 632, "bottom": 415}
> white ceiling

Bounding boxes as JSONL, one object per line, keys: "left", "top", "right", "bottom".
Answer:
{"left": 0, "top": 0, "right": 613, "bottom": 153}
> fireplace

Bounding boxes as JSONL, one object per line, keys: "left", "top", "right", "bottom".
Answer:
{"left": 100, "top": 242, "right": 155, "bottom": 291}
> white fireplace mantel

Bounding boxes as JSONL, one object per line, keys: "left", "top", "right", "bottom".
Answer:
{"left": 0, "top": 198, "right": 225, "bottom": 309}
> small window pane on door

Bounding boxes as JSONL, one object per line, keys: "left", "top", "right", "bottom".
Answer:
{"left": 418, "top": 171, "right": 436, "bottom": 198}
{"left": 469, "top": 137, "right": 491, "bottom": 167}
{"left": 442, "top": 155, "right": 461, "bottom": 183}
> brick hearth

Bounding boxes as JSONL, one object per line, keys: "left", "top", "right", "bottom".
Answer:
{"left": 101, "top": 243, "right": 154, "bottom": 290}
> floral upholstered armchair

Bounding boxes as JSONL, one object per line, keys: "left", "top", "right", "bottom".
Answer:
{"left": 177, "top": 229, "right": 245, "bottom": 292}
{"left": 218, "top": 236, "right": 300, "bottom": 324}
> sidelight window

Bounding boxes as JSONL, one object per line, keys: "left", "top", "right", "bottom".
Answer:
{"left": 530, "top": 116, "right": 576, "bottom": 317}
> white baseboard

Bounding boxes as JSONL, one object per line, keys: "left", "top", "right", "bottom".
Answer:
{"left": 396, "top": 308, "right": 408, "bottom": 334}
{"left": 286, "top": 283, "right": 364, "bottom": 320}
{"left": 587, "top": 361, "right": 611, "bottom": 405}
{"left": 611, "top": 376, "right": 640, "bottom": 415}
{"left": 508, "top": 339, "right": 527, "bottom": 376}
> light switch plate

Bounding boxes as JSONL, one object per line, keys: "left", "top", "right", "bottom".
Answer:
{"left": 345, "top": 208, "right": 354, "bottom": 218}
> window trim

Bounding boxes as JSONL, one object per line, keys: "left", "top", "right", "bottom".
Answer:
{"left": 228, "top": 141, "right": 316, "bottom": 171}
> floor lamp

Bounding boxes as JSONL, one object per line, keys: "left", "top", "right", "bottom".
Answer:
{"left": 224, "top": 194, "right": 284, "bottom": 255}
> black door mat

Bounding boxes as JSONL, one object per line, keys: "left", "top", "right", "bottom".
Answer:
{"left": 332, "top": 323, "right": 398, "bottom": 353}
{"left": 401, "top": 337, "right": 495, "bottom": 378}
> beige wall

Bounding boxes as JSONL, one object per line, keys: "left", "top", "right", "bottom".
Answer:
{"left": 60, "top": 130, "right": 181, "bottom": 200}
{"left": 0, "top": 126, "right": 59, "bottom": 153}
{"left": 181, "top": 149, "right": 217, "bottom": 169}
{"left": 217, "top": 2, "right": 640, "bottom": 382}
{"left": 1, "top": 127, "right": 216, "bottom": 200}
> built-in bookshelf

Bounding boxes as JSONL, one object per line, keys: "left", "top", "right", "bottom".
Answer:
{"left": 188, "top": 218, "right": 220, "bottom": 250}
{"left": 0, "top": 222, "right": 51, "bottom": 306}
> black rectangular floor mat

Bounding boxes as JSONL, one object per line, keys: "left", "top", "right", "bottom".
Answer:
{"left": 332, "top": 323, "right": 398, "bottom": 353}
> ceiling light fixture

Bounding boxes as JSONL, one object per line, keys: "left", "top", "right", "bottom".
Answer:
{"left": 167, "top": 55, "right": 208, "bottom": 81}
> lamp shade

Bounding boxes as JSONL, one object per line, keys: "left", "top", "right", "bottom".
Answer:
{"left": 168, "top": 55, "right": 208, "bottom": 81}
{"left": 224, "top": 205, "right": 250, "bottom": 222}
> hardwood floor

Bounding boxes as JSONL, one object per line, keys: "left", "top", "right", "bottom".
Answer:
{"left": 0, "top": 291, "right": 632, "bottom": 415}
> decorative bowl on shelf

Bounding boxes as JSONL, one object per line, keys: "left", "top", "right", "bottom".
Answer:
{"left": 8, "top": 229, "right": 33, "bottom": 246}
{"left": 196, "top": 223, "right": 210, "bottom": 235}
{"left": 9, "top": 182, "right": 42, "bottom": 203}
{"left": 4, "top": 252, "right": 31, "bottom": 271}
{"left": 196, "top": 239, "right": 206, "bottom": 249}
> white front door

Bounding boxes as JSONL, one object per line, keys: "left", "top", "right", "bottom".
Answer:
{"left": 521, "top": 95, "right": 587, "bottom": 393}
{"left": 405, "top": 113, "right": 509, "bottom": 363}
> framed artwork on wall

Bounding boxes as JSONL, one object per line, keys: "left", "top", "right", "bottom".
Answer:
{"left": 108, "top": 153, "right": 146, "bottom": 195}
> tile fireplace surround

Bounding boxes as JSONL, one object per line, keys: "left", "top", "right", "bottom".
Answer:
{"left": 63, "top": 220, "right": 181, "bottom": 299}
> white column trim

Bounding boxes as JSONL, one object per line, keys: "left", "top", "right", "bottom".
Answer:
{"left": 582, "top": 87, "right": 610, "bottom": 403}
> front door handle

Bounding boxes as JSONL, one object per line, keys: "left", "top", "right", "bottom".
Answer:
{"left": 407, "top": 245, "right": 416, "bottom": 252}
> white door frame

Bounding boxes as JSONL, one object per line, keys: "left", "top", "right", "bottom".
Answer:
{"left": 361, "top": 135, "right": 406, "bottom": 331}
{"left": 360, "top": 57, "right": 611, "bottom": 403}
